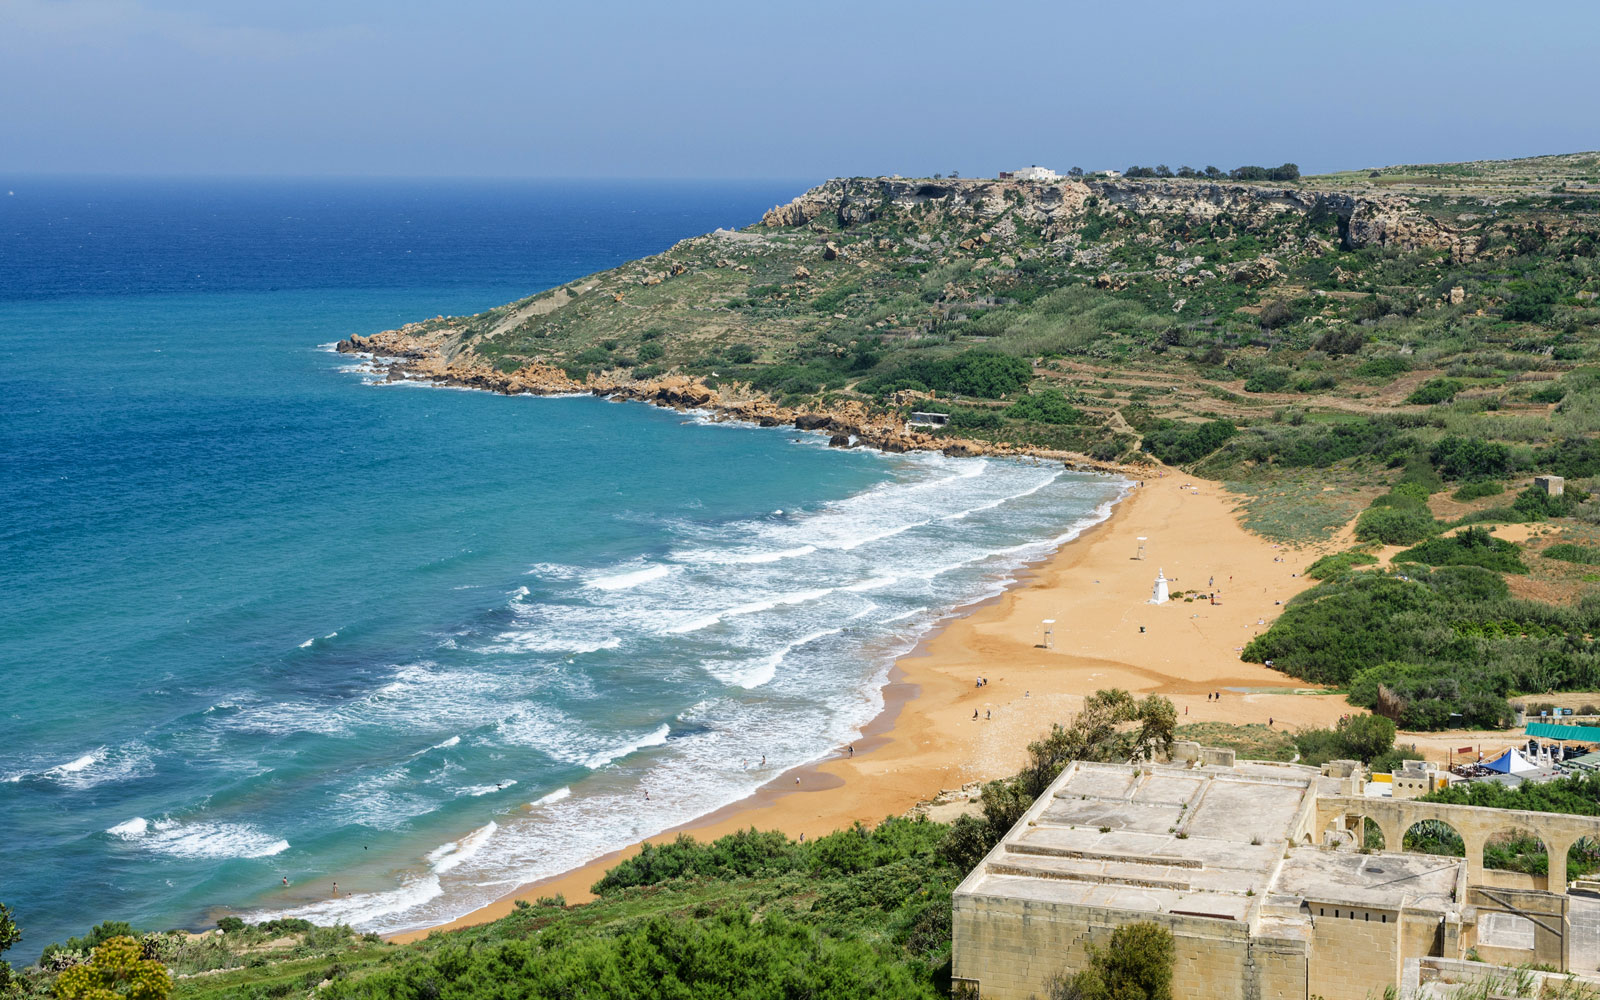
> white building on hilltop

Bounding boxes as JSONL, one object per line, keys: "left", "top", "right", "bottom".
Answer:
{"left": 1000, "top": 165, "right": 1059, "bottom": 181}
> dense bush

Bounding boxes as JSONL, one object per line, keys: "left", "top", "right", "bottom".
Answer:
{"left": 592, "top": 818, "right": 946, "bottom": 893}
{"left": 325, "top": 909, "right": 940, "bottom": 1000}
{"left": 1304, "top": 549, "right": 1378, "bottom": 580}
{"left": 1354, "top": 504, "right": 1438, "bottom": 545}
{"left": 1248, "top": 564, "right": 1600, "bottom": 727}
{"left": 1430, "top": 436, "right": 1512, "bottom": 480}
{"left": 1140, "top": 419, "right": 1236, "bottom": 465}
{"left": 1293, "top": 714, "right": 1403, "bottom": 769}
{"left": 1392, "top": 526, "right": 1528, "bottom": 574}
{"left": 1453, "top": 480, "right": 1505, "bottom": 502}
{"left": 1543, "top": 543, "right": 1600, "bottom": 565}
{"left": 1406, "top": 378, "right": 1465, "bottom": 405}
{"left": 858, "top": 350, "right": 1032, "bottom": 399}
{"left": 1355, "top": 356, "right": 1410, "bottom": 380}
{"left": 1006, "top": 389, "right": 1081, "bottom": 425}
{"left": 1219, "top": 417, "right": 1416, "bottom": 469}
{"left": 1538, "top": 436, "right": 1600, "bottom": 479}
{"left": 1513, "top": 485, "right": 1592, "bottom": 520}
{"left": 1243, "top": 366, "right": 1291, "bottom": 393}
{"left": 1347, "top": 661, "right": 1515, "bottom": 730}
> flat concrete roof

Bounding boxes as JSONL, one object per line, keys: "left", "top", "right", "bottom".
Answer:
{"left": 1274, "top": 850, "right": 1459, "bottom": 914}
{"left": 957, "top": 758, "right": 1465, "bottom": 931}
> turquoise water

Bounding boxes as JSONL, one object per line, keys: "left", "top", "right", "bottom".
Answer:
{"left": 0, "top": 180, "right": 1125, "bottom": 950}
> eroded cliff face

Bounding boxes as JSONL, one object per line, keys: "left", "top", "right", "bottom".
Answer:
{"left": 762, "top": 176, "right": 1465, "bottom": 256}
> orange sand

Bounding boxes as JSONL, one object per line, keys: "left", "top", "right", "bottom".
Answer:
{"left": 392, "top": 471, "right": 1357, "bottom": 943}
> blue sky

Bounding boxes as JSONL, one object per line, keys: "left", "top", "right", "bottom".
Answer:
{"left": 1, "top": 0, "right": 1595, "bottom": 178}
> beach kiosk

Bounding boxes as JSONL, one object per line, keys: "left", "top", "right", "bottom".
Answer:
{"left": 1135, "top": 537, "right": 1147, "bottom": 561}
{"left": 1149, "top": 568, "right": 1169, "bottom": 605}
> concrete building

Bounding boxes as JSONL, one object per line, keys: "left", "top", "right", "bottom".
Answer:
{"left": 952, "top": 751, "right": 1598, "bottom": 1000}
{"left": 1535, "top": 474, "right": 1565, "bottom": 496}
{"left": 1000, "top": 166, "right": 1060, "bottom": 182}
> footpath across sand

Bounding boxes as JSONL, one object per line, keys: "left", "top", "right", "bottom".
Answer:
{"left": 394, "top": 472, "right": 1357, "bottom": 942}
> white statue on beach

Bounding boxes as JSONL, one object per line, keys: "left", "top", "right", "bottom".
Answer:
{"left": 1150, "top": 567, "right": 1169, "bottom": 605}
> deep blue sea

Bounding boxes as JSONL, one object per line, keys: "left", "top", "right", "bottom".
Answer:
{"left": 0, "top": 178, "right": 1124, "bottom": 951}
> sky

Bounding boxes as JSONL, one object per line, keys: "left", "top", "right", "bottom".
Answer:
{"left": 1, "top": 0, "right": 1596, "bottom": 179}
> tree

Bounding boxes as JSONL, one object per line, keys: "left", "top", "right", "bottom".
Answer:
{"left": 1016, "top": 690, "right": 1176, "bottom": 799}
{"left": 0, "top": 903, "right": 19, "bottom": 991}
{"left": 1068, "top": 166, "right": 1084, "bottom": 177}
{"left": 1203, "top": 165, "right": 1223, "bottom": 179}
{"left": 53, "top": 936, "right": 170, "bottom": 1000}
{"left": 1049, "top": 922, "right": 1175, "bottom": 1000}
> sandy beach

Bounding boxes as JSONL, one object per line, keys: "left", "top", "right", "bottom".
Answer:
{"left": 393, "top": 470, "right": 1360, "bottom": 942}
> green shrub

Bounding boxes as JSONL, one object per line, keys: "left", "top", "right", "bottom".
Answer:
{"left": 1431, "top": 436, "right": 1512, "bottom": 480}
{"left": 1543, "top": 543, "right": 1600, "bottom": 564}
{"left": 1392, "top": 527, "right": 1528, "bottom": 574}
{"left": 1140, "top": 419, "right": 1236, "bottom": 466}
{"left": 1293, "top": 714, "right": 1397, "bottom": 767}
{"left": 1006, "top": 389, "right": 1081, "bottom": 425}
{"left": 1048, "top": 922, "right": 1174, "bottom": 1000}
{"left": 1304, "top": 549, "right": 1378, "bottom": 580}
{"left": 1243, "top": 367, "right": 1291, "bottom": 393}
{"left": 1453, "top": 480, "right": 1505, "bottom": 501}
{"left": 857, "top": 350, "right": 1033, "bottom": 399}
{"left": 1513, "top": 485, "right": 1592, "bottom": 520}
{"left": 1354, "top": 505, "right": 1438, "bottom": 545}
{"left": 636, "top": 341, "right": 665, "bottom": 362}
{"left": 1355, "top": 356, "right": 1410, "bottom": 380}
{"left": 1406, "top": 377, "right": 1465, "bottom": 405}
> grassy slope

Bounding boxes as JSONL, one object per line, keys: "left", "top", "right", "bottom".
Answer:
{"left": 398, "top": 152, "right": 1600, "bottom": 545}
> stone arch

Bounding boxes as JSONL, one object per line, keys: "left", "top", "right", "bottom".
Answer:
{"left": 1566, "top": 836, "right": 1600, "bottom": 886}
{"left": 1358, "top": 816, "right": 1387, "bottom": 852}
{"left": 1482, "top": 826, "right": 1551, "bottom": 879}
{"left": 1402, "top": 817, "right": 1466, "bottom": 859}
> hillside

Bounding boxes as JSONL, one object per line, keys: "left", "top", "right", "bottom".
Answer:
{"left": 342, "top": 152, "right": 1600, "bottom": 490}
{"left": 337, "top": 152, "right": 1600, "bottom": 733}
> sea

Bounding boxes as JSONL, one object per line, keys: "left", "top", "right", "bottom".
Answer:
{"left": 0, "top": 177, "right": 1126, "bottom": 952}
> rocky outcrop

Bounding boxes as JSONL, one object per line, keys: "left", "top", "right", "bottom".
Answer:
{"left": 760, "top": 175, "right": 1466, "bottom": 256}
{"left": 334, "top": 327, "right": 1138, "bottom": 474}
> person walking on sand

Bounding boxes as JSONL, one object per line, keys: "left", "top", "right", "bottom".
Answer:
{"left": 848, "top": 745, "right": 854, "bottom": 757}
{"left": 972, "top": 708, "right": 979, "bottom": 720}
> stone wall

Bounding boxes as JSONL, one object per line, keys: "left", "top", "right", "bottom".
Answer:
{"left": 952, "top": 892, "right": 1307, "bottom": 1000}
{"left": 1306, "top": 905, "right": 1403, "bottom": 1000}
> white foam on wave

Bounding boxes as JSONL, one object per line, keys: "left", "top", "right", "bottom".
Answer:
{"left": 427, "top": 821, "right": 497, "bottom": 874}
{"left": 944, "top": 469, "right": 1063, "bottom": 520}
{"left": 663, "top": 587, "right": 834, "bottom": 635}
{"left": 533, "top": 786, "right": 571, "bottom": 806}
{"left": 719, "top": 625, "right": 846, "bottom": 689}
{"left": 586, "top": 563, "right": 671, "bottom": 591}
{"left": 670, "top": 544, "right": 816, "bottom": 566}
{"left": 411, "top": 735, "right": 461, "bottom": 757}
{"left": 298, "top": 638, "right": 314, "bottom": 648}
{"left": 584, "top": 723, "right": 671, "bottom": 769}
{"left": 50, "top": 752, "right": 100, "bottom": 776}
{"left": 107, "top": 816, "right": 289, "bottom": 859}
{"left": 457, "top": 779, "right": 518, "bottom": 797}
{"left": 249, "top": 874, "right": 443, "bottom": 930}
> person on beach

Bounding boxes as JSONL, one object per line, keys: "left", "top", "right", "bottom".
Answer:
{"left": 985, "top": 709, "right": 991, "bottom": 720}
{"left": 282, "top": 876, "right": 289, "bottom": 887}
{"left": 332, "top": 882, "right": 338, "bottom": 897}
{"left": 848, "top": 745, "right": 854, "bottom": 757}
{"left": 760, "top": 755, "right": 765, "bottom": 766}
{"left": 972, "top": 709, "right": 979, "bottom": 720}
